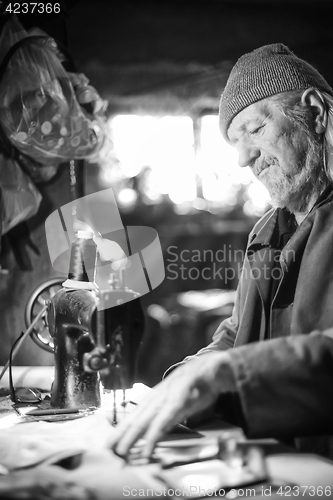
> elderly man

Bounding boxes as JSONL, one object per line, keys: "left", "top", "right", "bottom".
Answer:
{"left": 110, "top": 44, "right": 333, "bottom": 460}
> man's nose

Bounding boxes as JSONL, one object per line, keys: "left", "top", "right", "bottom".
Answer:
{"left": 237, "top": 144, "right": 260, "bottom": 168}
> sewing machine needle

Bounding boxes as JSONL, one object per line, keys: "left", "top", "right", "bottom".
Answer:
{"left": 112, "top": 390, "right": 117, "bottom": 426}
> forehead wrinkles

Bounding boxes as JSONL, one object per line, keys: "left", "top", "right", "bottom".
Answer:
{"left": 228, "top": 101, "right": 270, "bottom": 144}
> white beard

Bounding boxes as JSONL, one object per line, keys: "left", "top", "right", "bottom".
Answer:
{"left": 259, "top": 139, "right": 327, "bottom": 213}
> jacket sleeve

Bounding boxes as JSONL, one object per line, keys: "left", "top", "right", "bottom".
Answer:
{"left": 228, "top": 329, "right": 333, "bottom": 438}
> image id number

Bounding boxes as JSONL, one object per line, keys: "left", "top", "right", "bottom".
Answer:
{"left": 5, "top": 3, "right": 61, "bottom": 14}
{"left": 277, "top": 486, "right": 331, "bottom": 496}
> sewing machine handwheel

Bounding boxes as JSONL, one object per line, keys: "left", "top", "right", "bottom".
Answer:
{"left": 25, "top": 277, "right": 64, "bottom": 353}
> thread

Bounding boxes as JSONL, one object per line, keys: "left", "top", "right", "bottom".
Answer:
{"left": 68, "top": 231, "right": 97, "bottom": 283}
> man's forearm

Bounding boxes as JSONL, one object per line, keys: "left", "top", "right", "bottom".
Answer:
{"left": 228, "top": 330, "right": 333, "bottom": 438}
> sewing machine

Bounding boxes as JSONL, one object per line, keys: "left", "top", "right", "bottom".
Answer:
{"left": 45, "top": 231, "right": 144, "bottom": 418}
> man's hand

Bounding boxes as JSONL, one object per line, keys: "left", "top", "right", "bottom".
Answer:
{"left": 108, "top": 351, "right": 236, "bottom": 459}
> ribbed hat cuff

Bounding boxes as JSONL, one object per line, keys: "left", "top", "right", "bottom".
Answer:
{"left": 221, "top": 82, "right": 309, "bottom": 141}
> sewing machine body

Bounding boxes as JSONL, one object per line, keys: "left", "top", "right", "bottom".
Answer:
{"left": 48, "top": 286, "right": 144, "bottom": 409}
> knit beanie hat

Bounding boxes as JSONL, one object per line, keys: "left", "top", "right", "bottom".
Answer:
{"left": 219, "top": 43, "right": 333, "bottom": 141}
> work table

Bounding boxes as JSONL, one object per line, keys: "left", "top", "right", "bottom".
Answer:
{"left": 0, "top": 367, "right": 333, "bottom": 499}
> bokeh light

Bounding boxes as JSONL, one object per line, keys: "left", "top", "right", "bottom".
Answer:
{"left": 100, "top": 113, "right": 270, "bottom": 216}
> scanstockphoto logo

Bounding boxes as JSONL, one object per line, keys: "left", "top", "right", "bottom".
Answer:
{"left": 165, "top": 245, "right": 296, "bottom": 283}
{"left": 45, "top": 188, "right": 165, "bottom": 310}
{"left": 165, "top": 245, "right": 244, "bottom": 283}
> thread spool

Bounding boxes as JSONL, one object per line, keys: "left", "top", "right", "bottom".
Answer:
{"left": 62, "top": 230, "right": 98, "bottom": 290}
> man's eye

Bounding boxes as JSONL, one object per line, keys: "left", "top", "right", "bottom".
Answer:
{"left": 249, "top": 125, "right": 264, "bottom": 135}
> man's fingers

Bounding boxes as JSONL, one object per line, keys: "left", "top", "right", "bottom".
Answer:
{"left": 110, "top": 388, "right": 180, "bottom": 458}
{"left": 111, "top": 400, "right": 161, "bottom": 457}
{"left": 108, "top": 356, "right": 226, "bottom": 460}
{"left": 112, "top": 420, "right": 147, "bottom": 458}
{"left": 140, "top": 407, "right": 186, "bottom": 458}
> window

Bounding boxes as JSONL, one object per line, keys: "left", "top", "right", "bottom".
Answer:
{"left": 95, "top": 113, "right": 269, "bottom": 216}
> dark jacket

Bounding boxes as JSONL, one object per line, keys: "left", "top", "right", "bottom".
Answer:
{"left": 207, "top": 188, "right": 333, "bottom": 349}
{"left": 176, "top": 189, "right": 333, "bottom": 458}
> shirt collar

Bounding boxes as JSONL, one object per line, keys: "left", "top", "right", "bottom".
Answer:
{"left": 248, "top": 184, "right": 333, "bottom": 250}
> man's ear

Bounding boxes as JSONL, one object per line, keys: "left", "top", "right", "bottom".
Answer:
{"left": 301, "top": 88, "right": 327, "bottom": 134}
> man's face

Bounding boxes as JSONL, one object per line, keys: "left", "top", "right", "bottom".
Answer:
{"left": 227, "top": 98, "right": 322, "bottom": 213}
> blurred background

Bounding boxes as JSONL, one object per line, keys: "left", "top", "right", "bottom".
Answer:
{"left": 0, "top": 0, "right": 332, "bottom": 385}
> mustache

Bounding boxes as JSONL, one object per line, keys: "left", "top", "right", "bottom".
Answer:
{"left": 252, "top": 158, "right": 278, "bottom": 177}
